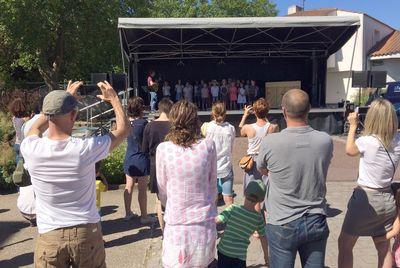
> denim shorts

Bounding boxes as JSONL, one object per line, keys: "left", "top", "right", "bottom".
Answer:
{"left": 217, "top": 170, "right": 234, "bottom": 196}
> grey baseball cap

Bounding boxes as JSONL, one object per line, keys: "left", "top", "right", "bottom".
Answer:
{"left": 42, "top": 90, "right": 78, "bottom": 116}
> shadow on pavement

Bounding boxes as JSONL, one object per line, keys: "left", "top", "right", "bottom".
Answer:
{"left": 0, "top": 221, "right": 30, "bottom": 246}
{"left": 326, "top": 204, "right": 342, "bottom": 218}
{"left": 102, "top": 213, "right": 162, "bottom": 248}
{"left": 101, "top": 205, "right": 118, "bottom": 217}
{"left": 105, "top": 228, "right": 154, "bottom": 248}
{"left": 0, "top": 252, "right": 33, "bottom": 267}
{"left": 101, "top": 218, "right": 142, "bottom": 236}
{"left": 0, "top": 237, "right": 33, "bottom": 250}
{"left": 0, "top": 208, "right": 10, "bottom": 214}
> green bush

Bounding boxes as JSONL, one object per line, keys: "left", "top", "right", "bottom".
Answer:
{"left": 100, "top": 142, "right": 126, "bottom": 184}
{"left": 0, "top": 112, "right": 16, "bottom": 190}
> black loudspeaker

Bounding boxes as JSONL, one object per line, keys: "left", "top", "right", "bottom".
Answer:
{"left": 110, "top": 73, "right": 127, "bottom": 92}
{"left": 91, "top": 73, "right": 109, "bottom": 84}
{"left": 352, "top": 71, "right": 369, "bottom": 88}
{"left": 370, "top": 71, "right": 387, "bottom": 88}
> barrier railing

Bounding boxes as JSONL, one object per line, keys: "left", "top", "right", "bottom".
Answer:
{"left": 79, "top": 88, "right": 133, "bottom": 127}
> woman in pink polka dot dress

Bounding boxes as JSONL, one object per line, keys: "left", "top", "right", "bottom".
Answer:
{"left": 156, "top": 100, "right": 218, "bottom": 268}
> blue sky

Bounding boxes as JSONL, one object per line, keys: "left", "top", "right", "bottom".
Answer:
{"left": 276, "top": 0, "right": 400, "bottom": 29}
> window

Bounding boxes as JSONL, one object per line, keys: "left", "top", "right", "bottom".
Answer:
{"left": 373, "top": 30, "right": 381, "bottom": 45}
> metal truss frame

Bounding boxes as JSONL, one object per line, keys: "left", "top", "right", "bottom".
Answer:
{"left": 120, "top": 26, "right": 351, "bottom": 61}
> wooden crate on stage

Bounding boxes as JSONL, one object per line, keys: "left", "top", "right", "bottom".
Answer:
{"left": 265, "top": 81, "right": 301, "bottom": 108}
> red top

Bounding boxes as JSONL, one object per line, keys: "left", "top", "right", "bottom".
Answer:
{"left": 229, "top": 86, "right": 238, "bottom": 101}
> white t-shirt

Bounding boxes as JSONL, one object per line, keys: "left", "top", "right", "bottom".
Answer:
{"left": 202, "top": 121, "right": 235, "bottom": 178}
{"left": 20, "top": 135, "right": 111, "bottom": 234}
{"left": 183, "top": 85, "right": 193, "bottom": 100}
{"left": 21, "top": 114, "right": 48, "bottom": 139}
{"left": 356, "top": 134, "right": 400, "bottom": 189}
{"left": 16, "top": 115, "right": 47, "bottom": 216}
{"left": 162, "top": 85, "right": 171, "bottom": 96}
{"left": 13, "top": 117, "right": 25, "bottom": 144}
{"left": 175, "top": 84, "right": 183, "bottom": 94}
{"left": 211, "top": 86, "right": 219, "bottom": 97}
{"left": 17, "top": 185, "right": 36, "bottom": 215}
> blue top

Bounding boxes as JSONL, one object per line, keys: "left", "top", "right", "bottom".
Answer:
{"left": 123, "top": 118, "right": 149, "bottom": 176}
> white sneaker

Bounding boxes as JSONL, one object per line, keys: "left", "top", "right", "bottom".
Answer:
{"left": 140, "top": 216, "right": 157, "bottom": 224}
{"left": 124, "top": 212, "right": 138, "bottom": 221}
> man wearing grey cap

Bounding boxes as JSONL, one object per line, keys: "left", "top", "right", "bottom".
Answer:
{"left": 20, "top": 81, "right": 129, "bottom": 267}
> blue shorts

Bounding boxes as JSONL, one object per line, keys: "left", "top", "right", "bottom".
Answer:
{"left": 217, "top": 171, "right": 234, "bottom": 196}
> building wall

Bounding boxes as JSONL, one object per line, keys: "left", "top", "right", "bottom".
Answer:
{"left": 325, "top": 10, "right": 394, "bottom": 103}
{"left": 371, "top": 59, "right": 400, "bottom": 83}
{"left": 326, "top": 71, "right": 351, "bottom": 103}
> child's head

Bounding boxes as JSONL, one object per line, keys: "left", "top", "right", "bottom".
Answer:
{"left": 245, "top": 180, "right": 266, "bottom": 203}
{"left": 158, "top": 98, "right": 174, "bottom": 117}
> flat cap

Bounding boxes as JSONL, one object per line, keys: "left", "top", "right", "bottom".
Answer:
{"left": 42, "top": 90, "right": 78, "bottom": 116}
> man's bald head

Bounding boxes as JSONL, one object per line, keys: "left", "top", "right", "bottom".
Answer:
{"left": 282, "top": 89, "right": 310, "bottom": 120}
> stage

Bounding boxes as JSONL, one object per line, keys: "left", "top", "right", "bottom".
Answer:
{"left": 144, "top": 108, "right": 344, "bottom": 135}
{"left": 118, "top": 16, "right": 359, "bottom": 134}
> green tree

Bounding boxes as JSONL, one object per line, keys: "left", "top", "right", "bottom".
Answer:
{"left": 0, "top": 0, "right": 277, "bottom": 90}
{"left": 143, "top": 0, "right": 277, "bottom": 18}
{"left": 0, "top": 0, "right": 135, "bottom": 90}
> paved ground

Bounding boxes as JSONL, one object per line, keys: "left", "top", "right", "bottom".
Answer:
{"left": 0, "top": 183, "right": 381, "bottom": 268}
{"left": 0, "top": 137, "right": 389, "bottom": 267}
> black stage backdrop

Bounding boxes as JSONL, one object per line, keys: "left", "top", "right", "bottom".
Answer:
{"left": 135, "top": 57, "right": 327, "bottom": 107}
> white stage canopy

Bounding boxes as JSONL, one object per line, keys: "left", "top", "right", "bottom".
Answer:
{"left": 118, "top": 16, "right": 359, "bottom": 29}
{"left": 118, "top": 16, "right": 360, "bottom": 61}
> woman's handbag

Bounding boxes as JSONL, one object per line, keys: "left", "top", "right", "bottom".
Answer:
{"left": 12, "top": 158, "right": 31, "bottom": 187}
{"left": 239, "top": 155, "right": 254, "bottom": 172}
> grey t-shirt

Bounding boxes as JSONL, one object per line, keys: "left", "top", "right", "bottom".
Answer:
{"left": 257, "top": 126, "right": 333, "bottom": 225}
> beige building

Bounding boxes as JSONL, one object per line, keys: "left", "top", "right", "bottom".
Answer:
{"left": 288, "top": 6, "right": 398, "bottom": 104}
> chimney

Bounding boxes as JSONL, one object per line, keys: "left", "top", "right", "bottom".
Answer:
{"left": 288, "top": 5, "right": 303, "bottom": 15}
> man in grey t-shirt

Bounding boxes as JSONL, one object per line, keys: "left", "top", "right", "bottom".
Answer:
{"left": 257, "top": 89, "right": 333, "bottom": 268}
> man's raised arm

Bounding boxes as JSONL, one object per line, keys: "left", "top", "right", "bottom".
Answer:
{"left": 97, "top": 81, "right": 130, "bottom": 152}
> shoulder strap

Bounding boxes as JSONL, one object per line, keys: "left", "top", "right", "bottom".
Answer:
{"left": 373, "top": 135, "right": 396, "bottom": 180}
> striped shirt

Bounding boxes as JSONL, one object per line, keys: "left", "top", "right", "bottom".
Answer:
{"left": 217, "top": 204, "right": 266, "bottom": 261}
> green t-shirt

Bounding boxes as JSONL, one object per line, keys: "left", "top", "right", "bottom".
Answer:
{"left": 217, "top": 204, "right": 266, "bottom": 261}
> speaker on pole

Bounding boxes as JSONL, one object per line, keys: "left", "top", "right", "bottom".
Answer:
{"left": 370, "top": 71, "right": 387, "bottom": 88}
{"left": 91, "top": 73, "right": 109, "bottom": 84}
{"left": 351, "top": 71, "right": 369, "bottom": 88}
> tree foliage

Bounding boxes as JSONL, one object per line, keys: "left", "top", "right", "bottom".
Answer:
{"left": 140, "top": 0, "right": 277, "bottom": 18}
{"left": 0, "top": 0, "right": 277, "bottom": 90}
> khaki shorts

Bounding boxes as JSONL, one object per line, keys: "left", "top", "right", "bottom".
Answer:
{"left": 34, "top": 223, "right": 106, "bottom": 268}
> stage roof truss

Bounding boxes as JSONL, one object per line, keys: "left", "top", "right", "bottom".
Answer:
{"left": 119, "top": 16, "right": 359, "bottom": 61}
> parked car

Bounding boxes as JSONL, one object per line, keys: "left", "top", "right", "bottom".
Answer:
{"left": 384, "top": 81, "right": 400, "bottom": 116}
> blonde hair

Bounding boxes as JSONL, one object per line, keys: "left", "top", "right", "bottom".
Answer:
{"left": 211, "top": 101, "right": 226, "bottom": 124}
{"left": 363, "top": 99, "right": 398, "bottom": 149}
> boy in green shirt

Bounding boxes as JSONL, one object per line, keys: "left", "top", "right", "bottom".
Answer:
{"left": 216, "top": 180, "right": 269, "bottom": 267}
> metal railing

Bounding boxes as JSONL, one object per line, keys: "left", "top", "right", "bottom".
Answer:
{"left": 79, "top": 88, "right": 134, "bottom": 127}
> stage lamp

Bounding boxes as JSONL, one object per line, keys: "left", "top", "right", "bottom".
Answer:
{"left": 177, "top": 60, "right": 185, "bottom": 66}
